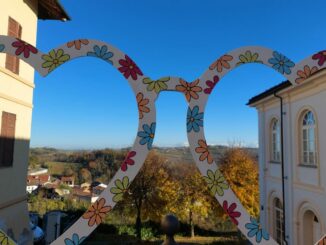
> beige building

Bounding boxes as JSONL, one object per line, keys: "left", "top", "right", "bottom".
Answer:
{"left": 248, "top": 70, "right": 326, "bottom": 245}
{"left": 0, "top": 0, "right": 69, "bottom": 243}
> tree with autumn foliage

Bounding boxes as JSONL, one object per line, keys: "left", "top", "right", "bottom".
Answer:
{"left": 171, "top": 163, "right": 223, "bottom": 237}
{"left": 219, "top": 147, "right": 260, "bottom": 217}
{"left": 120, "top": 150, "right": 180, "bottom": 239}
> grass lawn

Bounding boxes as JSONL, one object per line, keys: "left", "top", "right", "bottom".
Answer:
{"left": 84, "top": 234, "right": 248, "bottom": 245}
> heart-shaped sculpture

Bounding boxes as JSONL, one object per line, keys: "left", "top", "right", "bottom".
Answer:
{"left": 0, "top": 35, "right": 324, "bottom": 244}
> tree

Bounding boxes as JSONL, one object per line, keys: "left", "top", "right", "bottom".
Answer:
{"left": 122, "top": 151, "right": 179, "bottom": 239}
{"left": 171, "top": 163, "right": 223, "bottom": 237}
{"left": 28, "top": 155, "right": 40, "bottom": 169}
{"left": 79, "top": 168, "right": 92, "bottom": 183}
{"left": 219, "top": 147, "right": 260, "bottom": 217}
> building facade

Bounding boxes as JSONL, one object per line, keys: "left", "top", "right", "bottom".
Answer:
{"left": 248, "top": 70, "right": 326, "bottom": 245}
{"left": 0, "top": 0, "right": 69, "bottom": 243}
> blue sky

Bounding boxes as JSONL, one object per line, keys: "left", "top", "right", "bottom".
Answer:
{"left": 30, "top": 0, "right": 326, "bottom": 149}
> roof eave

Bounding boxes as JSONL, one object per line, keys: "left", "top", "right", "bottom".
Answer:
{"left": 37, "top": 0, "right": 71, "bottom": 21}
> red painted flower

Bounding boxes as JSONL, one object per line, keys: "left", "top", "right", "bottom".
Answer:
{"left": 121, "top": 151, "right": 136, "bottom": 171}
{"left": 12, "top": 39, "right": 38, "bottom": 58}
{"left": 312, "top": 50, "right": 326, "bottom": 66}
{"left": 118, "top": 55, "right": 143, "bottom": 80}
{"left": 223, "top": 200, "right": 241, "bottom": 225}
{"left": 204, "top": 75, "right": 219, "bottom": 94}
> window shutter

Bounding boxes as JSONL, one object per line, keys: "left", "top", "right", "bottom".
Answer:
{"left": 0, "top": 112, "right": 16, "bottom": 167}
{"left": 6, "top": 17, "right": 22, "bottom": 74}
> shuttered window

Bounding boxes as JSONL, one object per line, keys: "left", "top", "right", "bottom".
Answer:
{"left": 0, "top": 112, "right": 16, "bottom": 167}
{"left": 5, "top": 17, "right": 22, "bottom": 74}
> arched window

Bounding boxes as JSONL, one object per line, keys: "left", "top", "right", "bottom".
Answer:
{"left": 301, "top": 110, "right": 317, "bottom": 166}
{"left": 274, "top": 198, "right": 284, "bottom": 245}
{"left": 271, "top": 118, "right": 281, "bottom": 162}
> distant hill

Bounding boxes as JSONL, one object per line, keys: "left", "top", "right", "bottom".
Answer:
{"left": 154, "top": 145, "right": 258, "bottom": 164}
{"left": 30, "top": 145, "right": 258, "bottom": 166}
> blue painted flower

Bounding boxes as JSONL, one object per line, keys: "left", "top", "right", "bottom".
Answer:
{"left": 0, "top": 44, "right": 4, "bottom": 52}
{"left": 245, "top": 217, "right": 269, "bottom": 243}
{"left": 64, "top": 233, "right": 86, "bottom": 245}
{"left": 87, "top": 45, "right": 113, "bottom": 64}
{"left": 268, "top": 51, "right": 294, "bottom": 74}
{"left": 137, "top": 122, "right": 156, "bottom": 150}
{"left": 187, "top": 106, "right": 203, "bottom": 132}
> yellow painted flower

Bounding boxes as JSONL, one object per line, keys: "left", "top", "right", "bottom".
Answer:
{"left": 204, "top": 169, "right": 229, "bottom": 196}
{"left": 143, "top": 77, "right": 169, "bottom": 93}
{"left": 0, "top": 230, "right": 15, "bottom": 245}
{"left": 110, "top": 176, "right": 130, "bottom": 202}
{"left": 237, "top": 50, "right": 262, "bottom": 65}
{"left": 42, "top": 49, "right": 70, "bottom": 72}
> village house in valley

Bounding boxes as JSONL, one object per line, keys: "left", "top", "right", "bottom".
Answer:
{"left": 0, "top": 0, "right": 69, "bottom": 243}
{"left": 248, "top": 69, "right": 326, "bottom": 245}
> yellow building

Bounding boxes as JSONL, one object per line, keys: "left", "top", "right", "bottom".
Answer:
{"left": 0, "top": 0, "right": 69, "bottom": 243}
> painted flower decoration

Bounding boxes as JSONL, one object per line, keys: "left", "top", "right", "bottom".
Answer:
{"left": 187, "top": 106, "right": 203, "bottom": 132}
{"left": 223, "top": 201, "right": 241, "bottom": 225}
{"left": 118, "top": 55, "right": 143, "bottom": 80}
{"left": 0, "top": 44, "right": 4, "bottom": 52}
{"left": 87, "top": 45, "right": 113, "bottom": 64}
{"left": 67, "top": 39, "right": 89, "bottom": 50}
{"left": 0, "top": 230, "right": 14, "bottom": 245}
{"left": 143, "top": 77, "right": 169, "bottom": 93}
{"left": 295, "top": 65, "right": 318, "bottom": 84}
{"left": 121, "top": 151, "right": 136, "bottom": 171}
{"left": 195, "top": 139, "right": 213, "bottom": 164}
{"left": 110, "top": 176, "right": 130, "bottom": 202}
{"left": 11, "top": 39, "right": 38, "bottom": 58}
{"left": 268, "top": 51, "right": 294, "bottom": 74}
{"left": 236, "top": 50, "right": 262, "bottom": 65}
{"left": 137, "top": 123, "right": 156, "bottom": 149}
{"left": 245, "top": 217, "right": 269, "bottom": 243}
{"left": 82, "top": 198, "right": 112, "bottom": 227}
{"left": 204, "top": 169, "right": 229, "bottom": 196}
{"left": 204, "top": 75, "right": 219, "bottom": 94}
{"left": 175, "top": 79, "right": 202, "bottom": 101}
{"left": 137, "top": 92, "right": 150, "bottom": 119}
{"left": 312, "top": 50, "right": 326, "bottom": 66}
{"left": 64, "top": 233, "right": 86, "bottom": 245}
{"left": 209, "top": 54, "right": 233, "bottom": 73}
{"left": 42, "top": 49, "right": 70, "bottom": 72}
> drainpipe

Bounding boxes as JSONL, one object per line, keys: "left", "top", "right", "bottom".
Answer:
{"left": 273, "top": 92, "right": 288, "bottom": 245}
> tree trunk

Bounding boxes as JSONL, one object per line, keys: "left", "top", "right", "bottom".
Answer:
{"left": 189, "top": 209, "right": 195, "bottom": 238}
{"left": 135, "top": 201, "right": 142, "bottom": 240}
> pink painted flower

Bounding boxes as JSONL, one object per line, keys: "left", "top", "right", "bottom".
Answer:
{"left": 121, "top": 151, "right": 136, "bottom": 171}
{"left": 223, "top": 200, "right": 241, "bottom": 225}
{"left": 118, "top": 55, "right": 143, "bottom": 80}
{"left": 204, "top": 75, "right": 219, "bottom": 94}
{"left": 12, "top": 39, "right": 38, "bottom": 58}
{"left": 312, "top": 50, "right": 326, "bottom": 66}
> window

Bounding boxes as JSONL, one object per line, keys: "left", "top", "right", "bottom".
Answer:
{"left": 274, "top": 198, "right": 284, "bottom": 245}
{"left": 6, "top": 17, "right": 22, "bottom": 74}
{"left": 301, "top": 110, "right": 317, "bottom": 166}
{"left": 0, "top": 111, "right": 16, "bottom": 167}
{"left": 271, "top": 118, "right": 281, "bottom": 162}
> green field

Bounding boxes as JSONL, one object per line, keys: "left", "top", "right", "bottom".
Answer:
{"left": 84, "top": 235, "right": 247, "bottom": 245}
{"left": 43, "top": 161, "right": 83, "bottom": 176}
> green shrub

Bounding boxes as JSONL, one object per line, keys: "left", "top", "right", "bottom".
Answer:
{"left": 141, "top": 227, "right": 155, "bottom": 240}
{"left": 117, "top": 225, "right": 136, "bottom": 236}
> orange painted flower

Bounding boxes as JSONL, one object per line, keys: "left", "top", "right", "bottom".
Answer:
{"left": 67, "top": 39, "right": 89, "bottom": 50}
{"left": 82, "top": 198, "right": 112, "bottom": 226}
{"left": 175, "top": 79, "right": 202, "bottom": 102}
{"left": 195, "top": 139, "right": 213, "bottom": 164}
{"left": 295, "top": 65, "right": 318, "bottom": 84}
{"left": 136, "top": 92, "right": 150, "bottom": 119}
{"left": 209, "top": 55, "right": 233, "bottom": 73}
